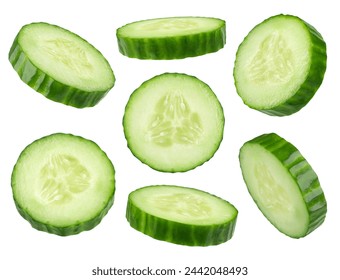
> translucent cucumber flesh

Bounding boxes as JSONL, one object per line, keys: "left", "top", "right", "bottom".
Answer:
{"left": 116, "top": 17, "right": 226, "bottom": 59}
{"left": 240, "top": 144, "right": 309, "bottom": 237}
{"left": 130, "top": 186, "right": 236, "bottom": 225}
{"left": 16, "top": 22, "right": 114, "bottom": 92}
{"left": 146, "top": 93, "right": 203, "bottom": 147}
{"left": 118, "top": 17, "right": 224, "bottom": 37}
{"left": 41, "top": 38, "right": 94, "bottom": 79}
{"left": 235, "top": 16, "right": 310, "bottom": 108}
{"left": 239, "top": 133, "right": 327, "bottom": 238}
{"left": 248, "top": 32, "right": 294, "bottom": 84}
{"left": 12, "top": 134, "right": 115, "bottom": 233}
{"left": 39, "top": 154, "right": 91, "bottom": 204}
{"left": 234, "top": 14, "right": 326, "bottom": 115}
{"left": 123, "top": 73, "right": 224, "bottom": 172}
{"left": 127, "top": 185, "right": 238, "bottom": 246}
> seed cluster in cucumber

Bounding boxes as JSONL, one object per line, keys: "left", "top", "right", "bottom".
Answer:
{"left": 116, "top": 16, "right": 226, "bottom": 59}
{"left": 123, "top": 73, "right": 224, "bottom": 172}
{"left": 234, "top": 14, "right": 327, "bottom": 116}
{"left": 126, "top": 185, "right": 238, "bottom": 246}
{"left": 239, "top": 133, "right": 327, "bottom": 238}
{"left": 9, "top": 22, "right": 115, "bottom": 108}
{"left": 11, "top": 133, "right": 115, "bottom": 236}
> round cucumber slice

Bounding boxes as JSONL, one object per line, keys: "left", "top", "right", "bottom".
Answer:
{"left": 9, "top": 22, "right": 115, "bottom": 108}
{"left": 123, "top": 73, "right": 225, "bottom": 172}
{"left": 11, "top": 133, "right": 115, "bottom": 236}
{"left": 239, "top": 133, "right": 327, "bottom": 238}
{"left": 116, "top": 16, "right": 226, "bottom": 59}
{"left": 126, "top": 185, "right": 238, "bottom": 246}
{"left": 233, "top": 14, "right": 327, "bottom": 116}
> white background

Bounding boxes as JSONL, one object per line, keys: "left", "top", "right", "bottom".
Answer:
{"left": 1, "top": 0, "right": 338, "bottom": 279}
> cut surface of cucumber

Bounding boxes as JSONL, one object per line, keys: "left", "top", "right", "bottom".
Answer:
{"left": 126, "top": 185, "right": 238, "bottom": 246}
{"left": 123, "top": 73, "right": 224, "bottom": 172}
{"left": 9, "top": 22, "right": 115, "bottom": 108}
{"left": 239, "top": 133, "right": 327, "bottom": 238}
{"left": 234, "top": 14, "right": 327, "bottom": 116}
{"left": 11, "top": 133, "right": 115, "bottom": 236}
{"left": 116, "top": 16, "right": 226, "bottom": 59}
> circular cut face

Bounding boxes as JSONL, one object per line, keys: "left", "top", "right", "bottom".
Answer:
{"left": 240, "top": 143, "right": 309, "bottom": 237}
{"left": 12, "top": 133, "right": 115, "bottom": 229}
{"left": 123, "top": 73, "right": 225, "bottom": 172}
{"left": 234, "top": 15, "right": 312, "bottom": 110}
{"left": 18, "top": 22, "right": 114, "bottom": 92}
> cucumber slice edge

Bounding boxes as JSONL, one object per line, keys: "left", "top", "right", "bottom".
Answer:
{"left": 123, "top": 72, "right": 225, "bottom": 172}
{"left": 116, "top": 16, "right": 226, "bottom": 60}
{"left": 9, "top": 22, "right": 115, "bottom": 108}
{"left": 239, "top": 133, "right": 327, "bottom": 238}
{"left": 233, "top": 14, "right": 327, "bottom": 116}
{"left": 126, "top": 185, "right": 238, "bottom": 246}
{"left": 11, "top": 133, "right": 116, "bottom": 236}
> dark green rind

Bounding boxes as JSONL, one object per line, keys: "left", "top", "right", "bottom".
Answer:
{"left": 126, "top": 186, "right": 237, "bottom": 246}
{"left": 122, "top": 73, "right": 225, "bottom": 173}
{"left": 239, "top": 133, "right": 327, "bottom": 238}
{"left": 11, "top": 133, "right": 116, "bottom": 236}
{"left": 12, "top": 191, "right": 115, "bottom": 236}
{"left": 234, "top": 14, "right": 327, "bottom": 116}
{"left": 117, "top": 17, "right": 226, "bottom": 60}
{"left": 9, "top": 24, "right": 115, "bottom": 108}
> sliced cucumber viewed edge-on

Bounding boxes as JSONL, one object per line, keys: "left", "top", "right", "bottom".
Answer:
{"left": 116, "top": 16, "right": 226, "bottom": 59}
{"left": 234, "top": 14, "right": 327, "bottom": 116}
{"left": 11, "top": 133, "right": 115, "bottom": 236}
{"left": 126, "top": 185, "right": 238, "bottom": 246}
{"left": 123, "top": 72, "right": 225, "bottom": 172}
{"left": 239, "top": 133, "right": 327, "bottom": 238}
{"left": 9, "top": 22, "right": 115, "bottom": 108}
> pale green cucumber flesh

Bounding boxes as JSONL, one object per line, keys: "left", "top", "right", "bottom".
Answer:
{"left": 123, "top": 73, "right": 224, "bottom": 172}
{"left": 11, "top": 133, "right": 115, "bottom": 236}
{"left": 9, "top": 22, "right": 115, "bottom": 108}
{"left": 126, "top": 185, "right": 238, "bottom": 246}
{"left": 239, "top": 133, "right": 327, "bottom": 238}
{"left": 234, "top": 14, "right": 327, "bottom": 116}
{"left": 117, "top": 17, "right": 226, "bottom": 59}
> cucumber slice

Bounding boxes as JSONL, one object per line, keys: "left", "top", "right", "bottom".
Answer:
{"left": 116, "top": 16, "right": 226, "bottom": 59}
{"left": 9, "top": 22, "right": 115, "bottom": 108}
{"left": 126, "top": 185, "right": 238, "bottom": 246}
{"left": 123, "top": 73, "right": 224, "bottom": 172}
{"left": 11, "top": 133, "right": 115, "bottom": 236}
{"left": 239, "top": 133, "right": 327, "bottom": 238}
{"left": 234, "top": 14, "right": 327, "bottom": 116}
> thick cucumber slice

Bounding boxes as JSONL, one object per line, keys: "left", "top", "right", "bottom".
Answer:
{"left": 9, "top": 22, "right": 115, "bottom": 108}
{"left": 11, "top": 133, "right": 115, "bottom": 236}
{"left": 126, "top": 185, "right": 238, "bottom": 246}
{"left": 116, "top": 16, "right": 226, "bottom": 59}
{"left": 234, "top": 14, "right": 327, "bottom": 116}
{"left": 239, "top": 133, "right": 327, "bottom": 238}
{"left": 123, "top": 73, "right": 224, "bottom": 172}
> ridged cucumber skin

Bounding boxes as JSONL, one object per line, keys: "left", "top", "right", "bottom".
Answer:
{"left": 11, "top": 133, "right": 116, "bottom": 236}
{"left": 126, "top": 186, "right": 237, "bottom": 246}
{"left": 12, "top": 191, "right": 115, "bottom": 236}
{"left": 234, "top": 15, "right": 327, "bottom": 116}
{"left": 116, "top": 17, "right": 226, "bottom": 60}
{"left": 9, "top": 25, "right": 115, "bottom": 108}
{"left": 239, "top": 133, "right": 327, "bottom": 238}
